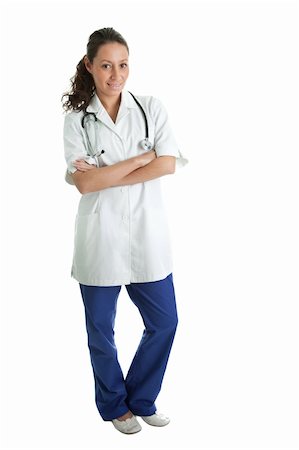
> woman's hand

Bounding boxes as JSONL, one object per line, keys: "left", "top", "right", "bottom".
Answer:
{"left": 73, "top": 150, "right": 157, "bottom": 172}
{"left": 73, "top": 160, "right": 97, "bottom": 172}
{"left": 137, "top": 149, "right": 157, "bottom": 167}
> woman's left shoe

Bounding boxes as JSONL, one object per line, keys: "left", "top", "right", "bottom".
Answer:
{"left": 140, "top": 412, "right": 170, "bottom": 426}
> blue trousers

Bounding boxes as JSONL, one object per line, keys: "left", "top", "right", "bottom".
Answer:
{"left": 79, "top": 273, "right": 178, "bottom": 421}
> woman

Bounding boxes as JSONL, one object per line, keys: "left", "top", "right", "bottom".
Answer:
{"left": 61, "top": 27, "right": 188, "bottom": 434}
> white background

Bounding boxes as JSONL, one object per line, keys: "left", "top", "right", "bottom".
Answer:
{"left": 1, "top": 0, "right": 298, "bottom": 449}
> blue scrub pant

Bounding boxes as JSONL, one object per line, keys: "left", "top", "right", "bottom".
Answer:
{"left": 79, "top": 273, "right": 178, "bottom": 421}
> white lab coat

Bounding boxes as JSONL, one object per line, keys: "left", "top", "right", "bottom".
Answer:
{"left": 63, "top": 89, "right": 189, "bottom": 286}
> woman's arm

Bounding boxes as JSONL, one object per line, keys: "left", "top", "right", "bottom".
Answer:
{"left": 113, "top": 156, "right": 175, "bottom": 186}
{"left": 73, "top": 154, "right": 175, "bottom": 193}
{"left": 71, "top": 150, "right": 157, "bottom": 194}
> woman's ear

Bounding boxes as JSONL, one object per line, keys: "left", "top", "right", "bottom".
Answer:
{"left": 83, "top": 55, "right": 92, "bottom": 74}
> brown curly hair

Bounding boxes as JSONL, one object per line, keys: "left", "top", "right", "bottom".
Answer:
{"left": 61, "top": 27, "right": 129, "bottom": 113}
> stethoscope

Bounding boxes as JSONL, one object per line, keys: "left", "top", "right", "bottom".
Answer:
{"left": 81, "top": 91, "right": 153, "bottom": 164}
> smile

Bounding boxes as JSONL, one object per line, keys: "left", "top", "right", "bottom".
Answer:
{"left": 107, "top": 83, "right": 122, "bottom": 88}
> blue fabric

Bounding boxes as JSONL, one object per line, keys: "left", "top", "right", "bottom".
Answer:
{"left": 79, "top": 273, "right": 178, "bottom": 421}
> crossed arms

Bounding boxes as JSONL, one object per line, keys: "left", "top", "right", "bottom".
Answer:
{"left": 70, "top": 149, "right": 176, "bottom": 194}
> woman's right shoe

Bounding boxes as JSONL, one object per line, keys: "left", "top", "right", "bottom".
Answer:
{"left": 111, "top": 415, "right": 142, "bottom": 434}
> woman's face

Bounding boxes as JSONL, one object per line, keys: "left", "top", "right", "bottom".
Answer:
{"left": 84, "top": 42, "right": 129, "bottom": 100}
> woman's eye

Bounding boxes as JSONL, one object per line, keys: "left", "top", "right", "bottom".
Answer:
{"left": 102, "top": 63, "right": 128, "bottom": 69}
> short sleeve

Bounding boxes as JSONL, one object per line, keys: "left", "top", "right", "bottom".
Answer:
{"left": 63, "top": 112, "right": 97, "bottom": 185}
{"left": 150, "top": 97, "right": 189, "bottom": 170}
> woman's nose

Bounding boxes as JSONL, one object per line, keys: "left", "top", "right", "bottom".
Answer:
{"left": 110, "top": 67, "right": 120, "bottom": 79}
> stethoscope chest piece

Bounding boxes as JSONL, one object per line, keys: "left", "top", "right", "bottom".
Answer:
{"left": 140, "top": 138, "right": 153, "bottom": 151}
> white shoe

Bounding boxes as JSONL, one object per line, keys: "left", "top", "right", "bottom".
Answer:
{"left": 140, "top": 412, "right": 170, "bottom": 427}
{"left": 111, "top": 415, "right": 142, "bottom": 434}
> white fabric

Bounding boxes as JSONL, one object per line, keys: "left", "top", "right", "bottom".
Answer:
{"left": 141, "top": 412, "right": 170, "bottom": 426}
{"left": 63, "top": 89, "right": 189, "bottom": 286}
{"left": 112, "top": 416, "right": 142, "bottom": 433}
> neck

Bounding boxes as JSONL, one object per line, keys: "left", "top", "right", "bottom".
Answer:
{"left": 97, "top": 91, "right": 122, "bottom": 111}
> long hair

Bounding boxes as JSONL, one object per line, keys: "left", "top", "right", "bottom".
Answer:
{"left": 61, "top": 27, "right": 129, "bottom": 113}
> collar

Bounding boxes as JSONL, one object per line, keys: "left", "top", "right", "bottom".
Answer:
{"left": 86, "top": 89, "right": 139, "bottom": 114}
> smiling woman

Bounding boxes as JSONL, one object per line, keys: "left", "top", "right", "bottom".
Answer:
{"left": 62, "top": 28, "right": 130, "bottom": 115}
{"left": 61, "top": 26, "right": 188, "bottom": 435}
{"left": 83, "top": 42, "right": 129, "bottom": 115}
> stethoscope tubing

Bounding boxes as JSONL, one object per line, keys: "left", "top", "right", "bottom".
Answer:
{"left": 81, "top": 91, "right": 149, "bottom": 138}
{"left": 127, "top": 91, "right": 149, "bottom": 138}
{"left": 80, "top": 91, "right": 153, "bottom": 159}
